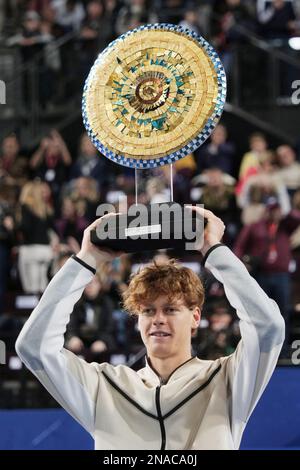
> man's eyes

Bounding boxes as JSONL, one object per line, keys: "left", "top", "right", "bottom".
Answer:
{"left": 141, "top": 308, "right": 155, "bottom": 316}
{"left": 141, "top": 307, "right": 178, "bottom": 315}
{"left": 142, "top": 309, "right": 154, "bottom": 316}
{"left": 165, "top": 307, "right": 176, "bottom": 313}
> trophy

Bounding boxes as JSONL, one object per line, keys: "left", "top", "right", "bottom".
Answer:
{"left": 82, "top": 24, "right": 226, "bottom": 253}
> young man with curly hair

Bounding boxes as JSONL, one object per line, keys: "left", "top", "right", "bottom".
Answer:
{"left": 16, "top": 208, "right": 285, "bottom": 450}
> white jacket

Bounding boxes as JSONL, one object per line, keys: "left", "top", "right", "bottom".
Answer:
{"left": 16, "top": 245, "right": 285, "bottom": 450}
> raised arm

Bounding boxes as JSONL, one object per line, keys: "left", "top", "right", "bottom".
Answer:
{"left": 188, "top": 206, "right": 285, "bottom": 447}
{"left": 16, "top": 215, "right": 121, "bottom": 435}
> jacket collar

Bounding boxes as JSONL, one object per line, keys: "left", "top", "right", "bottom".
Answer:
{"left": 143, "top": 355, "right": 198, "bottom": 386}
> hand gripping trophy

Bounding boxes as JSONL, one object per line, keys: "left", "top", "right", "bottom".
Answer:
{"left": 82, "top": 24, "right": 226, "bottom": 252}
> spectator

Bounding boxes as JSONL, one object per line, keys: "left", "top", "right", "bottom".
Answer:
{"left": 211, "top": 0, "right": 254, "bottom": 74}
{"left": 237, "top": 132, "right": 272, "bottom": 194}
{"left": 179, "top": 8, "right": 202, "bottom": 35}
{"left": 145, "top": 177, "right": 169, "bottom": 204}
{"left": 65, "top": 272, "right": 115, "bottom": 362}
{"left": 239, "top": 132, "right": 270, "bottom": 178}
{"left": 197, "top": 304, "right": 239, "bottom": 360}
{"left": 158, "top": 0, "right": 185, "bottom": 24}
{"left": 0, "top": 134, "right": 29, "bottom": 187}
{"left": 273, "top": 145, "right": 300, "bottom": 197}
{"left": 257, "top": 0, "right": 296, "bottom": 40}
{"left": 234, "top": 196, "right": 300, "bottom": 351}
{"left": 195, "top": 124, "right": 235, "bottom": 176}
{"left": 70, "top": 132, "right": 110, "bottom": 185}
{"left": 238, "top": 172, "right": 291, "bottom": 224}
{"left": 191, "top": 167, "right": 239, "bottom": 246}
{"left": 17, "top": 180, "right": 57, "bottom": 294}
{"left": 55, "top": 196, "right": 88, "bottom": 246}
{"left": 79, "top": 0, "right": 111, "bottom": 81}
{"left": 116, "top": 0, "right": 157, "bottom": 36}
{"left": 69, "top": 176, "right": 100, "bottom": 222}
{"left": 168, "top": 154, "right": 197, "bottom": 204}
{"left": 51, "top": 0, "right": 85, "bottom": 33}
{"left": 7, "top": 11, "right": 52, "bottom": 107}
{"left": 30, "top": 129, "right": 71, "bottom": 207}
{"left": 103, "top": 0, "right": 122, "bottom": 41}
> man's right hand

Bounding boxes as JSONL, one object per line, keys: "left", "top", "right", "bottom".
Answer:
{"left": 76, "top": 214, "right": 123, "bottom": 270}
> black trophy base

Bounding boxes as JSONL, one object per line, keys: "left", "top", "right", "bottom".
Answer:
{"left": 90, "top": 202, "right": 205, "bottom": 254}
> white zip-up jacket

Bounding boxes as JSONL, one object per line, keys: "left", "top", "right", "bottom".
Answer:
{"left": 16, "top": 244, "right": 285, "bottom": 450}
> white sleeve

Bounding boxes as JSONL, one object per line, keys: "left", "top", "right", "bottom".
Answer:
{"left": 15, "top": 257, "right": 100, "bottom": 436}
{"left": 204, "top": 245, "right": 285, "bottom": 447}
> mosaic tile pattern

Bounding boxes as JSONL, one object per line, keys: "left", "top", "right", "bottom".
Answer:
{"left": 82, "top": 23, "right": 226, "bottom": 169}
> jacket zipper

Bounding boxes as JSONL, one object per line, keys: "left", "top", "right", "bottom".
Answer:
{"left": 155, "top": 386, "right": 166, "bottom": 450}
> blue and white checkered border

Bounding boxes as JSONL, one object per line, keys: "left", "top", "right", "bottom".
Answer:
{"left": 82, "top": 23, "right": 227, "bottom": 169}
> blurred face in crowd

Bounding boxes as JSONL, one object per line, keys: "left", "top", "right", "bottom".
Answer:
{"left": 80, "top": 134, "right": 97, "bottom": 158}
{"left": 273, "top": 0, "right": 284, "bottom": 10}
{"left": 185, "top": 10, "right": 198, "bottom": 25}
{"left": 85, "top": 276, "right": 102, "bottom": 299}
{"left": 206, "top": 168, "right": 224, "bottom": 188}
{"left": 131, "top": 0, "right": 145, "bottom": 7}
{"left": 226, "top": 0, "right": 241, "bottom": 7}
{"left": 105, "top": 0, "right": 117, "bottom": 12}
{"left": 40, "top": 182, "right": 52, "bottom": 203}
{"left": 87, "top": 1, "right": 104, "bottom": 19}
{"left": 42, "top": 5, "right": 56, "bottom": 23}
{"left": 250, "top": 135, "right": 267, "bottom": 153}
{"left": 76, "top": 177, "right": 91, "bottom": 198}
{"left": 259, "top": 153, "right": 274, "bottom": 174}
{"left": 43, "top": 137, "right": 61, "bottom": 156}
{"left": 211, "top": 125, "right": 227, "bottom": 146}
{"left": 210, "top": 307, "right": 232, "bottom": 332}
{"left": 2, "top": 136, "right": 20, "bottom": 158}
{"left": 146, "top": 177, "right": 165, "bottom": 198}
{"left": 138, "top": 295, "right": 200, "bottom": 361}
{"left": 24, "top": 16, "right": 40, "bottom": 32}
{"left": 62, "top": 198, "right": 76, "bottom": 219}
{"left": 276, "top": 145, "right": 295, "bottom": 167}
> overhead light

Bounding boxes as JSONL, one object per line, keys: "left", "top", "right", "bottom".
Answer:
{"left": 289, "top": 37, "right": 300, "bottom": 50}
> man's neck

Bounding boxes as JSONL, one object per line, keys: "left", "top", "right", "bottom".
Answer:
{"left": 148, "top": 353, "right": 193, "bottom": 384}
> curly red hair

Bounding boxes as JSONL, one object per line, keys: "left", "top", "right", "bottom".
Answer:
{"left": 122, "top": 259, "right": 204, "bottom": 316}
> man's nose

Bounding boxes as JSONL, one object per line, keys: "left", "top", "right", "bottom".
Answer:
{"left": 153, "top": 310, "right": 166, "bottom": 325}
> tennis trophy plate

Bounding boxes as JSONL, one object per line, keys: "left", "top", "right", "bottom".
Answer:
{"left": 82, "top": 23, "right": 226, "bottom": 252}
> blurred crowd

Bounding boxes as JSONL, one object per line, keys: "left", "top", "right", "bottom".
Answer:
{"left": 1, "top": 0, "right": 300, "bottom": 108}
{"left": 1, "top": 0, "right": 300, "bottom": 374}
{"left": 1, "top": 123, "right": 300, "bottom": 365}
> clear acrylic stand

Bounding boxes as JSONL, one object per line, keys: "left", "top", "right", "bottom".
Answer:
{"left": 134, "top": 163, "right": 174, "bottom": 205}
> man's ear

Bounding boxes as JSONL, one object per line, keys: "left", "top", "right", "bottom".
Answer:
{"left": 192, "top": 307, "right": 201, "bottom": 329}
